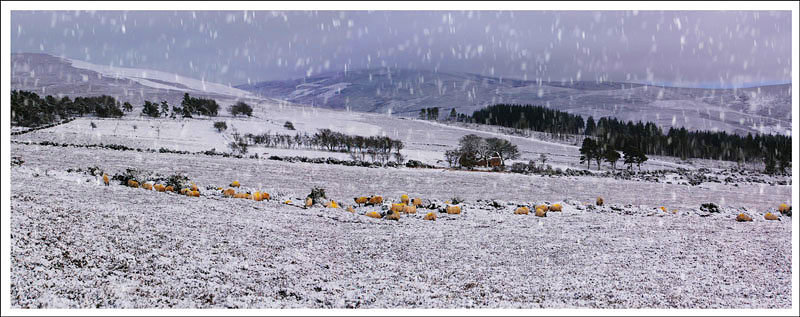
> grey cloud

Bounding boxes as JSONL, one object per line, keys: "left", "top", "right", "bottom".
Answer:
{"left": 11, "top": 10, "right": 792, "bottom": 88}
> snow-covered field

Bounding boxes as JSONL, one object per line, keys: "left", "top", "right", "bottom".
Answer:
{"left": 15, "top": 98, "right": 737, "bottom": 172}
{"left": 8, "top": 96, "right": 794, "bottom": 309}
{"left": 9, "top": 138, "right": 793, "bottom": 308}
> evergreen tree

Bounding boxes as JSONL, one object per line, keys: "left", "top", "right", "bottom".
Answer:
{"left": 141, "top": 100, "right": 161, "bottom": 118}
{"left": 585, "top": 116, "right": 596, "bottom": 136}
{"left": 623, "top": 146, "right": 637, "bottom": 171}
{"left": 229, "top": 101, "right": 253, "bottom": 117}
{"left": 603, "top": 145, "right": 621, "bottom": 170}
{"left": 764, "top": 154, "right": 777, "bottom": 175}
{"left": 635, "top": 150, "right": 648, "bottom": 171}
{"left": 160, "top": 101, "right": 169, "bottom": 117}
{"left": 593, "top": 141, "right": 605, "bottom": 170}
{"left": 579, "top": 137, "right": 596, "bottom": 169}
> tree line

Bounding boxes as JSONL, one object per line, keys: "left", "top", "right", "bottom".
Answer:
{"left": 419, "top": 107, "right": 469, "bottom": 122}
{"left": 583, "top": 116, "right": 791, "bottom": 173}
{"left": 12, "top": 90, "right": 254, "bottom": 126}
{"left": 470, "top": 104, "right": 586, "bottom": 135}
{"left": 241, "top": 129, "right": 405, "bottom": 164}
{"left": 11, "top": 90, "right": 128, "bottom": 126}
{"left": 467, "top": 103, "right": 791, "bottom": 174}
{"left": 579, "top": 137, "right": 647, "bottom": 171}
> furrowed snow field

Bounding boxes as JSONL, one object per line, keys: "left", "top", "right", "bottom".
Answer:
{"left": 9, "top": 140, "right": 793, "bottom": 308}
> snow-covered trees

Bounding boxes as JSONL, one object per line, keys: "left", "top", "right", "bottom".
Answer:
{"left": 243, "top": 129, "right": 404, "bottom": 164}
{"left": 181, "top": 93, "right": 220, "bottom": 117}
{"left": 213, "top": 121, "right": 227, "bottom": 132}
{"left": 229, "top": 101, "right": 253, "bottom": 117}
{"left": 11, "top": 91, "right": 127, "bottom": 126}
{"left": 485, "top": 137, "right": 521, "bottom": 164}
{"left": 445, "top": 134, "right": 519, "bottom": 168}
{"left": 141, "top": 101, "right": 161, "bottom": 118}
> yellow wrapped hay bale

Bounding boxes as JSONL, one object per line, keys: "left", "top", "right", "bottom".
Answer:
{"left": 223, "top": 188, "right": 236, "bottom": 197}
{"left": 401, "top": 194, "right": 410, "bottom": 205}
{"left": 252, "top": 192, "right": 263, "bottom": 201}
{"left": 354, "top": 196, "right": 368, "bottom": 206}
{"left": 366, "top": 211, "right": 382, "bottom": 219}
{"left": 367, "top": 196, "right": 383, "bottom": 206}
{"left": 446, "top": 205, "right": 461, "bottom": 214}
{"left": 346, "top": 205, "right": 356, "bottom": 213}
{"left": 190, "top": 183, "right": 198, "bottom": 191}
{"left": 412, "top": 198, "right": 423, "bottom": 207}
{"left": 142, "top": 183, "right": 153, "bottom": 190}
{"left": 660, "top": 206, "right": 667, "bottom": 212}
{"left": 402, "top": 205, "right": 417, "bottom": 214}
{"left": 180, "top": 188, "right": 190, "bottom": 195}
{"left": 127, "top": 180, "right": 140, "bottom": 188}
{"left": 325, "top": 200, "right": 340, "bottom": 208}
{"left": 514, "top": 206, "right": 530, "bottom": 215}
{"left": 191, "top": 190, "right": 200, "bottom": 197}
{"left": 550, "top": 204, "right": 562, "bottom": 212}
{"left": 736, "top": 213, "right": 753, "bottom": 222}
{"left": 230, "top": 181, "right": 240, "bottom": 188}
{"left": 596, "top": 197, "right": 604, "bottom": 206}
{"left": 424, "top": 212, "right": 437, "bottom": 221}
{"left": 536, "top": 204, "right": 549, "bottom": 212}
{"left": 165, "top": 185, "right": 174, "bottom": 192}
{"left": 764, "top": 212, "right": 779, "bottom": 221}
{"left": 103, "top": 174, "right": 109, "bottom": 186}
{"left": 778, "top": 203, "right": 790, "bottom": 213}
{"left": 535, "top": 208, "right": 547, "bottom": 217}
{"left": 154, "top": 184, "right": 166, "bottom": 192}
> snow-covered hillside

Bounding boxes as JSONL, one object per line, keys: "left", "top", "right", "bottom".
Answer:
{"left": 69, "top": 58, "right": 253, "bottom": 98}
{"left": 15, "top": 98, "right": 707, "bottom": 173}
{"left": 11, "top": 53, "right": 264, "bottom": 112}
{"left": 236, "top": 68, "right": 792, "bottom": 136}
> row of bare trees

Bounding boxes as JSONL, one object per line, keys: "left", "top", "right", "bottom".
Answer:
{"left": 240, "top": 129, "right": 404, "bottom": 163}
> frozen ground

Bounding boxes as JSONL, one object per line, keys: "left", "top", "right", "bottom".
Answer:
{"left": 9, "top": 142, "right": 793, "bottom": 308}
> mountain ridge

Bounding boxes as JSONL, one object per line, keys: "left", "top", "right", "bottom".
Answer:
{"left": 237, "top": 68, "right": 792, "bottom": 136}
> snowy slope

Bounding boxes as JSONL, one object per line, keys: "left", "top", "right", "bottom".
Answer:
{"left": 11, "top": 53, "right": 263, "bottom": 113}
{"left": 69, "top": 58, "right": 254, "bottom": 98}
{"left": 237, "top": 68, "right": 792, "bottom": 136}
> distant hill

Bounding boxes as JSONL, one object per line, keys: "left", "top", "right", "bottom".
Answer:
{"left": 237, "top": 68, "right": 792, "bottom": 136}
{"left": 11, "top": 53, "right": 262, "bottom": 110}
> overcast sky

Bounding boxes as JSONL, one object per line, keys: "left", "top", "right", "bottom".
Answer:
{"left": 11, "top": 10, "right": 792, "bottom": 88}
